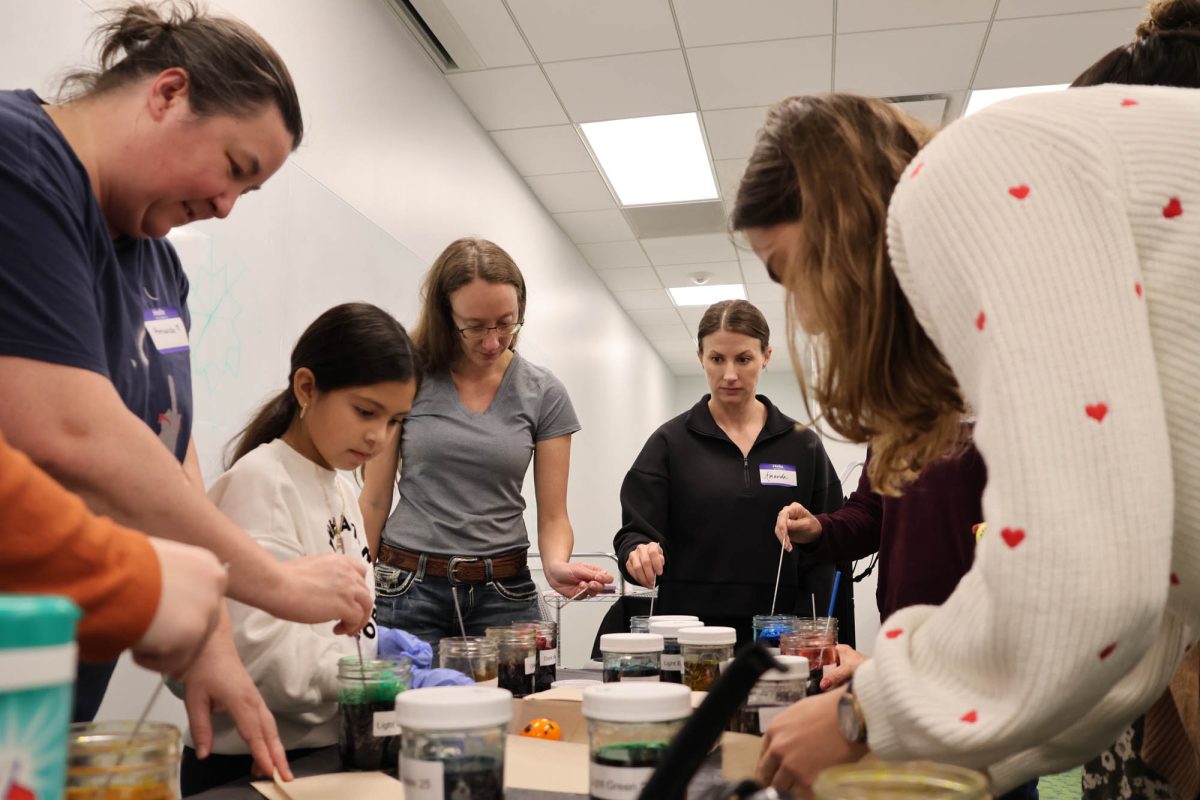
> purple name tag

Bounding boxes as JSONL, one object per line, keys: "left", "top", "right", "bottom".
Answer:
{"left": 759, "top": 463, "right": 798, "bottom": 487}
{"left": 143, "top": 307, "right": 189, "bottom": 354}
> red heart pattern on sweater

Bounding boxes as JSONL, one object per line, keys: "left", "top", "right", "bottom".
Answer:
{"left": 1120, "top": 98, "right": 1138, "bottom": 107}
{"left": 1135, "top": 282, "right": 1143, "bottom": 298}
{"left": 1001, "top": 528, "right": 1025, "bottom": 548}
{"left": 976, "top": 311, "right": 986, "bottom": 331}
{"left": 1086, "top": 403, "right": 1109, "bottom": 423}
{"left": 911, "top": 162, "right": 924, "bottom": 178}
{"left": 1163, "top": 197, "right": 1183, "bottom": 218}
{"left": 961, "top": 710, "right": 978, "bottom": 724}
{"left": 1171, "top": 573, "right": 1180, "bottom": 585}
{"left": 885, "top": 628, "right": 904, "bottom": 639}
{"left": 1099, "top": 642, "right": 1117, "bottom": 660}
{"left": 1009, "top": 185, "right": 1030, "bottom": 200}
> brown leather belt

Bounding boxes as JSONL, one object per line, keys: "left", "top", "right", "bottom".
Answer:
{"left": 377, "top": 542, "right": 527, "bottom": 584}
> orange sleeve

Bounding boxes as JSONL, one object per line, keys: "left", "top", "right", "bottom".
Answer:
{"left": 0, "top": 431, "right": 162, "bottom": 662}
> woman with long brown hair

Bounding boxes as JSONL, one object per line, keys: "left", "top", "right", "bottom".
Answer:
{"left": 361, "top": 237, "right": 611, "bottom": 651}
{"left": 732, "top": 82, "right": 1200, "bottom": 797}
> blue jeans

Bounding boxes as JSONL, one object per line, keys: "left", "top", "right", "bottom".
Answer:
{"left": 998, "top": 779, "right": 1039, "bottom": 800}
{"left": 374, "top": 559, "right": 541, "bottom": 656}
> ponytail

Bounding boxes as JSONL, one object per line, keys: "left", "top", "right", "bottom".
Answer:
{"left": 227, "top": 387, "right": 298, "bottom": 466}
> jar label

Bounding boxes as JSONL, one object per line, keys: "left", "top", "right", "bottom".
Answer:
{"left": 661, "top": 654, "right": 683, "bottom": 672}
{"left": 525, "top": 655, "right": 537, "bottom": 675}
{"left": 590, "top": 763, "right": 655, "bottom": 800}
{"left": 373, "top": 710, "right": 401, "bottom": 737}
{"left": 401, "top": 756, "right": 445, "bottom": 800}
{"left": 620, "top": 675, "right": 660, "bottom": 683}
{"left": 539, "top": 649, "right": 558, "bottom": 667}
{"left": 758, "top": 705, "right": 787, "bottom": 730}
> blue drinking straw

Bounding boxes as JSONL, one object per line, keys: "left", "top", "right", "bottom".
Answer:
{"left": 824, "top": 570, "right": 843, "bottom": 635}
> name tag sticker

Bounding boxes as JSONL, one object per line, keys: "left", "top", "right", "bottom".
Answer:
{"left": 759, "top": 463, "right": 798, "bottom": 487}
{"left": 144, "top": 307, "right": 189, "bottom": 354}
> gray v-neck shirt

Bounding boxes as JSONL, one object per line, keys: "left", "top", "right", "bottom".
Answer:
{"left": 382, "top": 352, "right": 580, "bottom": 556}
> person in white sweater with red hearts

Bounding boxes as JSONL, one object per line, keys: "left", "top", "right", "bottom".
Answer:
{"left": 732, "top": 83, "right": 1200, "bottom": 797}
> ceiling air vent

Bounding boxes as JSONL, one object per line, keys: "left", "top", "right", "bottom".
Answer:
{"left": 383, "top": 0, "right": 484, "bottom": 72}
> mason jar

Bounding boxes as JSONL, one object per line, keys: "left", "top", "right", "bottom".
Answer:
{"left": 679, "top": 626, "right": 736, "bottom": 692}
{"left": 438, "top": 636, "right": 498, "bottom": 685}
{"left": 515, "top": 620, "right": 557, "bottom": 692}
{"left": 752, "top": 614, "right": 800, "bottom": 654}
{"left": 781, "top": 616, "right": 838, "bottom": 694}
{"left": 813, "top": 761, "right": 990, "bottom": 799}
{"left": 337, "top": 655, "right": 412, "bottom": 770}
{"left": 631, "top": 614, "right": 698, "bottom": 634}
{"left": 600, "top": 633, "right": 664, "bottom": 683}
{"left": 647, "top": 620, "right": 696, "bottom": 685}
{"left": 67, "top": 721, "right": 180, "bottom": 800}
{"left": 485, "top": 625, "right": 536, "bottom": 698}
{"left": 395, "top": 686, "right": 511, "bottom": 800}
{"left": 583, "top": 683, "right": 691, "bottom": 800}
{"left": 728, "top": 655, "right": 808, "bottom": 736}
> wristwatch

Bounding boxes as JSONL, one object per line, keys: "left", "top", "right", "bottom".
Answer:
{"left": 837, "top": 680, "right": 868, "bottom": 744}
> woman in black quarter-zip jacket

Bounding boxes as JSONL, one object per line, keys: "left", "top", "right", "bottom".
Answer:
{"left": 614, "top": 299, "right": 849, "bottom": 645}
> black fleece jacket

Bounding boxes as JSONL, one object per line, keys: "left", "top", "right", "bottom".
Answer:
{"left": 614, "top": 395, "right": 846, "bottom": 633}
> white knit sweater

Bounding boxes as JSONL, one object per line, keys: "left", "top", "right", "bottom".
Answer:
{"left": 854, "top": 84, "right": 1200, "bottom": 791}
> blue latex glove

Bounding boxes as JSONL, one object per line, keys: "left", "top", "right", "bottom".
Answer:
{"left": 411, "top": 667, "right": 475, "bottom": 688}
{"left": 377, "top": 626, "right": 433, "bottom": 669}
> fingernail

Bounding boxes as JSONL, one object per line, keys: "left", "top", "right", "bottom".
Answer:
{"left": 820, "top": 680, "right": 829, "bottom": 690}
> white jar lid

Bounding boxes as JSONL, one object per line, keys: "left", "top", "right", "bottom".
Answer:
{"left": 551, "top": 678, "right": 602, "bottom": 689}
{"left": 582, "top": 682, "right": 692, "bottom": 723}
{"left": 600, "top": 633, "right": 664, "bottom": 654}
{"left": 647, "top": 614, "right": 700, "bottom": 624}
{"left": 677, "top": 626, "right": 736, "bottom": 646}
{"left": 761, "top": 655, "right": 810, "bottom": 680}
{"left": 648, "top": 619, "right": 699, "bottom": 638}
{"left": 394, "top": 686, "right": 513, "bottom": 730}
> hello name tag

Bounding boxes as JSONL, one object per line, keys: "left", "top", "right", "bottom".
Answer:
{"left": 144, "top": 307, "right": 189, "bottom": 354}
{"left": 759, "top": 464, "right": 798, "bottom": 487}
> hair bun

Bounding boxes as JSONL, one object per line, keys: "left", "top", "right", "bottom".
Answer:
{"left": 1137, "top": 0, "right": 1200, "bottom": 37}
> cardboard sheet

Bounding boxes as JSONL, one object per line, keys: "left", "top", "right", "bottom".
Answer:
{"left": 251, "top": 770, "right": 405, "bottom": 800}
{"left": 720, "top": 731, "right": 764, "bottom": 783}
{"left": 504, "top": 733, "right": 590, "bottom": 793}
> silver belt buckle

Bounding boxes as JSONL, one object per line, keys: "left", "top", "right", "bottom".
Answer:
{"left": 446, "top": 555, "right": 479, "bottom": 585}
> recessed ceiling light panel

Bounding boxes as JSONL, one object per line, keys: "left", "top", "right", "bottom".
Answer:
{"left": 581, "top": 113, "right": 719, "bottom": 206}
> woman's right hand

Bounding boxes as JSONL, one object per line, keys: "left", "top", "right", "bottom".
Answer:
{"left": 774, "top": 502, "right": 823, "bottom": 551}
{"left": 265, "top": 554, "right": 373, "bottom": 635}
{"left": 625, "top": 542, "right": 664, "bottom": 588}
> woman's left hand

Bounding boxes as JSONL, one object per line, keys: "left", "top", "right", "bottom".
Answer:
{"left": 545, "top": 560, "right": 613, "bottom": 599}
{"left": 756, "top": 687, "right": 868, "bottom": 795}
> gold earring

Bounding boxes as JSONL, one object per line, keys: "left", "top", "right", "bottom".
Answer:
{"left": 300, "top": 403, "right": 307, "bottom": 420}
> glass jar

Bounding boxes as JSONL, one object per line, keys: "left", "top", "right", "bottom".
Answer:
{"left": 631, "top": 614, "right": 698, "bottom": 634}
{"left": 781, "top": 617, "right": 838, "bottom": 695}
{"left": 582, "top": 683, "right": 691, "bottom": 800}
{"left": 600, "top": 633, "right": 664, "bottom": 683}
{"left": 485, "top": 626, "right": 536, "bottom": 698}
{"left": 752, "top": 614, "right": 800, "bottom": 654}
{"left": 66, "top": 721, "right": 180, "bottom": 800}
{"left": 728, "top": 655, "right": 808, "bottom": 736}
{"left": 647, "top": 620, "right": 696, "bottom": 685}
{"left": 515, "top": 620, "right": 557, "bottom": 692}
{"left": 812, "top": 761, "right": 990, "bottom": 799}
{"left": 438, "top": 636, "right": 498, "bottom": 685}
{"left": 679, "top": 626, "right": 735, "bottom": 692}
{"left": 395, "top": 686, "right": 511, "bottom": 800}
{"left": 337, "top": 656, "right": 411, "bottom": 770}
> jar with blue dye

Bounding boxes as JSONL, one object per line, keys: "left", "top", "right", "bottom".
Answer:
{"left": 0, "top": 594, "right": 80, "bottom": 800}
{"left": 752, "top": 614, "right": 800, "bottom": 654}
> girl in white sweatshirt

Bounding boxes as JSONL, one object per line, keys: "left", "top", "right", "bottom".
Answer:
{"left": 183, "top": 302, "right": 419, "bottom": 793}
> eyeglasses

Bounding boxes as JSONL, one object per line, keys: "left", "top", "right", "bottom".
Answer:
{"left": 455, "top": 321, "right": 524, "bottom": 340}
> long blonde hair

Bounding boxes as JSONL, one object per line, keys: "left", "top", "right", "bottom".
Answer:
{"left": 732, "top": 94, "right": 964, "bottom": 495}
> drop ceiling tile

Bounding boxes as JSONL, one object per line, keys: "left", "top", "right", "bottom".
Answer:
{"left": 835, "top": 23, "right": 987, "bottom": 96}
{"left": 677, "top": 306, "right": 708, "bottom": 329}
{"left": 505, "top": 0, "right": 680, "bottom": 62}
{"left": 654, "top": 260, "right": 743, "bottom": 288}
{"left": 738, "top": 251, "right": 774, "bottom": 284}
{"left": 837, "top": 0, "right": 995, "bottom": 33}
{"left": 491, "top": 126, "right": 595, "bottom": 176}
{"left": 889, "top": 97, "right": 948, "bottom": 128}
{"left": 641, "top": 233, "right": 738, "bottom": 265}
{"left": 655, "top": 338, "right": 704, "bottom": 357}
{"left": 688, "top": 38, "right": 833, "bottom": 109}
{"left": 545, "top": 50, "right": 696, "bottom": 122}
{"left": 615, "top": 288, "right": 674, "bottom": 309}
{"left": 553, "top": 209, "right": 635, "bottom": 243}
{"left": 640, "top": 323, "right": 698, "bottom": 348}
{"left": 446, "top": 65, "right": 568, "bottom": 130}
{"left": 627, "top": 307, "right": 684, "bottom": 326}
{"left": 674, "top": 0, "right": 833, "bottom": 47}
{"left": 703, "top": 107, "right": 769, "bottom": 160}
{"left": 526, "top": 171, "right": 615, "bottom": 212}
{"left": 441, "top": 0, "right": 533, "bottom": 67}
{"left": 714, "top": 158, "right": 748, "bottom": 202}
{"left": 578, "top": 241, "right": 651, "bottom": 269}
{"left": 598, "top": 267, "right": 663, "bottom": 291}
{"left": 974, "top": 8, "right": 1146, "bottom": 89}
{"left": 996, "top": 0, "right": 1142, "bottom": 19}
{"left": 747, "top": 282, "right": 788, "bottom": 307}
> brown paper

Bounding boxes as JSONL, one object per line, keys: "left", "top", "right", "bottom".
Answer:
{"left": 720, "top": 731, "right": 764, "bottom": 783}
{"left": 251, "top": 770, "right": 405, "bottom": 800}
{"left": 504, "top": 734, "right": 590, "bottom": 793}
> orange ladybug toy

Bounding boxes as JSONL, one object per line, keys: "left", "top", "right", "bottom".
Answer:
{"left": 520, "top": 718, "right": 562, "bottom": 740}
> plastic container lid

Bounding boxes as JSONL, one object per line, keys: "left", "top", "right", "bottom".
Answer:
{"left": 761, "top": 655, "right": 810, "bottom": 680}
{"left": 648, "top": 620, "right": 699, "bottom": 639}
{"left": 0, "top": 595, "right": 80, "bottom": 649}
{"left": 600, "top": 633, "right": 664, "bottom": 654}
{"left": 551, "top": 679, "right": 602, "bottom": 689}
{"left": 582, "top": 682, "right": 692, "bottom": 723}
{"left": 394, "top": 686, "right": 513, "bottom": 730}
{"left": 647, "top": 614, "right": 700, "bottom": 623}
{"left": 677, "top": 626, "right": 736, "bottom": 646}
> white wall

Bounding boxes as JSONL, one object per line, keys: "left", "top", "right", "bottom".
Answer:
{"left": 2, "top": 0, "right": 675, "bottom": 722}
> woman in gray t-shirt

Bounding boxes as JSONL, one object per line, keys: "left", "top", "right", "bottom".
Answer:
{"left": 362, "top": 237, "right": 613, "bottom": 650}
